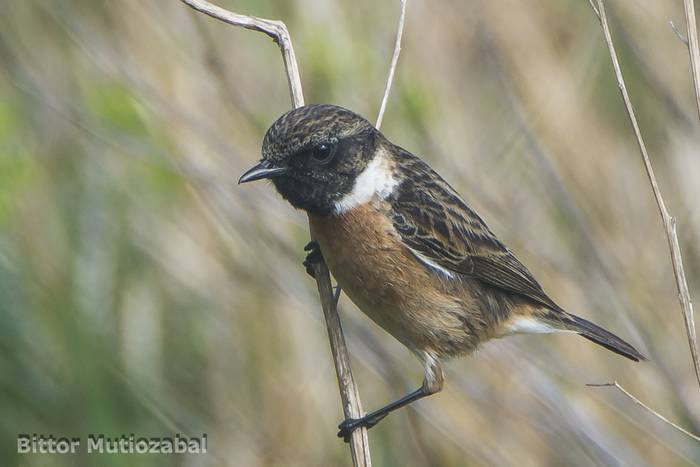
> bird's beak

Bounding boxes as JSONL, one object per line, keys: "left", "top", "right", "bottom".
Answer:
{"left": 238, "top": 160, "right": 288, "bottom": 184}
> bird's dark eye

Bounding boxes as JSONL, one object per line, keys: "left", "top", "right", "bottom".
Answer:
{"left": 310, "top": 142, "right": 337, "bottom": 164}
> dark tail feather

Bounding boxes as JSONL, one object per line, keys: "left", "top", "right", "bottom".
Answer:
{"left": 544, "top": 311, "right": 646, "bottom": 362}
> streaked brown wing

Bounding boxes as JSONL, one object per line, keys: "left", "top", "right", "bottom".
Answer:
{"left": 390, "top": 153, "right": 562, "bottom": 312}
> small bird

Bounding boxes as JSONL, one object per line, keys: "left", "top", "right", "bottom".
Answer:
{"left": 239, "top": 104, "right": 645, "bottom": 440}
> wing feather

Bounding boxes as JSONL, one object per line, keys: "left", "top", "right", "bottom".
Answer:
{"left": 390, "top": 151, "right": 562, "bottom": 311}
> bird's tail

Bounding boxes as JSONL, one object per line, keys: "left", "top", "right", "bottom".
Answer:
{"left": 541, "top": 310, "right": 646, "bottom": 362}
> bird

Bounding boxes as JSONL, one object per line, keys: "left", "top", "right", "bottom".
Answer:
{"left": 238, "top": 103, "right": 645, "bottom": 441}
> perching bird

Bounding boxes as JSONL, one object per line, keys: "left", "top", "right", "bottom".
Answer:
{"left": 239, "top": 104, "right": 645, "bottom": 440}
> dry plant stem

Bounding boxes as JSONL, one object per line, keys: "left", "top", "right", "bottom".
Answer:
{"left": 376, "top": 0, "right": 407, "bottom": 129}
{"left": 178, "top": 1, "right": 371, "bottom": 465}
{"left": 312, "top": 262, "right": 372, "bottom": 464}
{"left": 671, "top": 21, "right": 690, "bottom": 46}
{"left": 179, "top": 0, "right": 303, "bottom": 107}
{"left": 334, "top": 0, "right": 407, "bottom": 302}
{"left": 593, "top": 0, "right": 700, "bottom": 389}
{"left": 683, "top": 0, "right": 700, "bottom": 121}
{"left": 587, "top": 0, "right": 600, "bottom": 20}
{"left": 589, "top": 382, "right": 700, "bottom": 442}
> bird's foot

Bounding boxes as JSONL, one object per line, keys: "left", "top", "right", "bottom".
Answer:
{"left": 337, "top": 412, "right": 388, "bottom": 442}
{"left": 303, "top": 241, "right": 323, "bottom": 278}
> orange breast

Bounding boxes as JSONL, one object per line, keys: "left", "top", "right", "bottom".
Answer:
{"left": 309, "top": 202, "right": 481, "bottom": 356}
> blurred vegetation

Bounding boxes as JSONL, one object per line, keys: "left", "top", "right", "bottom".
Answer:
{"left": 1, "top": 0, "right": 700, "bottom": 466}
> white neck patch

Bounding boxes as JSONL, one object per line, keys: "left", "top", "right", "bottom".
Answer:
{"left": 334, "top": 149, "right": 398, "bottom": 214}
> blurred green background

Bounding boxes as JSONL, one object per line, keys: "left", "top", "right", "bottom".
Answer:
{"left": 1, "top": 0, "right": 700, "bottom": 465}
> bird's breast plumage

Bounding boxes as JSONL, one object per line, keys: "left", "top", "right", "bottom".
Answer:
{"left": 309, "top": 199, "right": 492, "bottom": 357}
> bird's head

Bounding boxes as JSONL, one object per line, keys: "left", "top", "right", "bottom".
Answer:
{"left": 239, "top": 104, "right": 380, "bottom": 217}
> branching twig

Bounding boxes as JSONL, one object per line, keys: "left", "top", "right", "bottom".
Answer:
{"left": 587, "top": 0, "right": 600, "bottom": 20}
{"left": 179, "top": 1, "right": 371, "bottom": 465}
{"left": 376, "top": 0, "right": 407, "bottom": 129}
{"left": 591, "top": 0, "right": 700, "bottom": 389}
{"left": 682, "top": 0, "right": 700, "bottom": 122}
{"left": 670, "top": 21, "right": 689, "bottom": 46}
{"left": 179, "top": 0, "right": 303, "bottom": 107}
{"left": 588, "top": 382, "right": 700, "bottom": 442}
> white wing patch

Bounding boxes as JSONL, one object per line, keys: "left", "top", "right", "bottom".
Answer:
{"left": 408, "top": 247, "right": 456, "bottom": 280}
{"left": 504, "top": 317, "right": 564, "bottom": 335}
{"left": 334, "top": 149, "right": 399, "bottom": 214}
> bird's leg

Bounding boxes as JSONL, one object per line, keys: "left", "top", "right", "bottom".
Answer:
{"left": 303, "top": 240, "right": 323, "bottom": 278}
{"left": 337, "top": 388, "right": 427, "bottom": 442}
{"left": 337, "top": 355, "right": 443, "bottom": 442}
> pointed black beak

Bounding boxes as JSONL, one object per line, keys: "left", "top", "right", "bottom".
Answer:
{"left": 238, "top": 160, "right": 288, "bottom": 184}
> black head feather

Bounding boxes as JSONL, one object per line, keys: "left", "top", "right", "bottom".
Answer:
{"left": 260, "top": 104, "right": 379, "bottom": 216}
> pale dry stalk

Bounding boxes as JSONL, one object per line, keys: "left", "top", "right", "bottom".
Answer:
{"left": 682, "top": 0, "right": 700, "bottom": 121}
{"left": 592, "top": 0, "right": 700, "bottom": 389}
{"left": 179, "top": 0, "right": 371, "bottom": 465}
